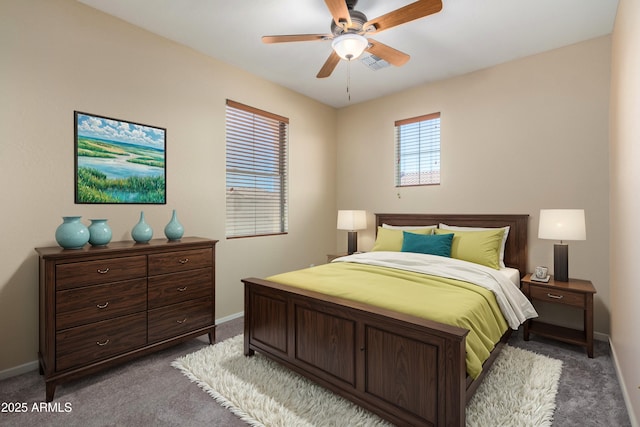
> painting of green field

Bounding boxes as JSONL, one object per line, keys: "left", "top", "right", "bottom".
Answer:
{"left": 75, "top": 112, "right": 166, "bottom": 204}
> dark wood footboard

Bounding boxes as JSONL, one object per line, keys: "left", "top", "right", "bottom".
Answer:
{"left": 243, "top": 277, "right": 471, "bottom": 427}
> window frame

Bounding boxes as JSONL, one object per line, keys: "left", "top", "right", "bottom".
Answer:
{"left": 225, "top": 99, "right": 289, "bottom": 239}
{"left": 395, "top": 112, "right": 441, "bottom": 187}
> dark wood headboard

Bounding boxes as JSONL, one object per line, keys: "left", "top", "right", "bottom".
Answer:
{"left": 375, "top": 213, "right": 529, "bottom": 275}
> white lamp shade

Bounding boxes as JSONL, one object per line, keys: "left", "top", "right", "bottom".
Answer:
{"left": 331, "top": 34, "right": 368, "bottom": 60}
{"left": 538, "top": 209, "right": 586, "bottom": 241}
{"left": 337, "top": 210, "right": 367, "bottom": 231}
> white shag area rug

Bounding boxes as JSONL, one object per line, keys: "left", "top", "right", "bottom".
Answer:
{"left": 172, "top": 335, "right": 562, "bottom": 427}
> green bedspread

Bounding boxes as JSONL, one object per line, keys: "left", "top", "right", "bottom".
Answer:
{"left": 267, "top": 261, "right": 508, "bottom": 379}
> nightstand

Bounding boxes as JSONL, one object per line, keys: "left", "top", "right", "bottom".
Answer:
{"left": 326, "top": 253, "right": 348, "bottom": 263}
{"left": 521, "top": 274, "right": 597, "bottom": 357}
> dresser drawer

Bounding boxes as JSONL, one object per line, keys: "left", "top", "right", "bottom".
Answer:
{"left": 148, "top": 298, "right": 213, "bottom": 343}
{"left": 529, "top": 286, "right": 585, "bottom": 308}
{"left": 56, "top": 256, "right": 147, "bottom": 290}
{"left": 56, "top": 279, "right": 147, "bottom": 330}
{"left": 148, "top": 248, "right": 212, "bottom": 275}
{"left": 56, "top": 312, "right": 147, "bottom": 371}
{"left": 148, "top": 268, "right": 212, "bottom": 309}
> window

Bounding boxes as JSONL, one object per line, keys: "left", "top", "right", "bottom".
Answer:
{"left": 225, "top": 100, "right": 288, "bottom": 238}
{"left": 395, "top": 112, "right": 441, "bottom": 186}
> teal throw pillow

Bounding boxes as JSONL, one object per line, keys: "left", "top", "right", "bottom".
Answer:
{"left": 401, "top": 231, "right": 454, "bottom": 257}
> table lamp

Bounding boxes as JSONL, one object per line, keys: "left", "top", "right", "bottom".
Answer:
{"left": 337, "top": 210, "right": 367, "bottom": 255}
{"left": 538, "top": 209, "right": 586, "bottom": 281}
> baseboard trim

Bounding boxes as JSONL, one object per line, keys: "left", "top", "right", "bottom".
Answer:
{"left": 195, "top": 311, "right": 244, "bottom": 343}
{"left": 0, "top": 360, "right": 39, "bottom": 381}
{"left": 216, "top": 311, "right": 244, "bottom": 324}
{"left": 609, "top": 338, "right": 639, "bottom": 427}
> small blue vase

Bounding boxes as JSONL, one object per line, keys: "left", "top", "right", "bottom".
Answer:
{"left": 88, "top": 219, "right": 112, "bottom": 246}
{"left": 55, "top": 216, "right": 90, "bottom": 249}
{"left": 131, "top": 211, "right": 153, "bottom": 243}
{"left": 164, "top": 210, "right": 184, "bottom": 241}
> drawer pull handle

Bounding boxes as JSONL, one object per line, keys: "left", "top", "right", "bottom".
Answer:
{"left": 547, "top": 293, "right": 564, "bottom": 300}
{"left": 178, "top": 258, "right": 190, "bottom": 264}
{"left": 96, "top": 339, "right": 110, "bottom": 346}
{"left": 97, "top": 268, "right": 110, "bottom": 274}
{"left": 177, "top": 286, "right": 188, "bottom": 292}
{"left": 96, "top": 302, "right": 109, "bottom": 309}
{"left": 177, "top": 318, "right": 187, "bottom": 324}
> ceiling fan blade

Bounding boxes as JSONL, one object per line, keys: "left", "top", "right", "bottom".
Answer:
{"left": 364, "top": 0, "right": 442, "bottom": 34}
{"left": 365, "top": 39, "right": 410, "bottom": 67}
{"left": 262, "top": 34, "right": 331, "bottom": 44}
{"left": 316, "top": 51, "right": 341, "bottom": 78}
{"left": 325, "top": 0, "right": 352, "bottom": 28}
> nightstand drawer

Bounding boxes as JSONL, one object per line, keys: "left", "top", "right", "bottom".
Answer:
{"left": 529, "top": 286, "right": 585, "bottom": 308}
{"left": 56, "top": 312, "right": 147, "bottom": 371}
{"left": 148, "top": 248, "right": 212, "bottom": 275}
{"left": 56, "top": 256, "right": 147, "bottom": 290}
{"left": 56, "top": 279, "right": 147, "bottom": 330}
{"left": 148, "top": 268, "right": 212, "bottom": 309}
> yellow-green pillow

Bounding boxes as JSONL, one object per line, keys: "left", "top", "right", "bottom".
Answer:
{"left": 372, "top": 226, "right": 433, "bottom": 251}
{"left": 434, "top": 228, "right": 505, "bottom": 269}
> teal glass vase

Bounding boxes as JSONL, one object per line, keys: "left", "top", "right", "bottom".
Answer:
{"left": 131, "top": 211, "right": 153, "bottom": 243}
{"left": 88, "top": 219, "right": 112, "bottom": 246}
{"left": 164, "top": 209, "right": 184, "bottom": 241}
{"left": 55, "top": 216, "right": 90, "bottom": 249}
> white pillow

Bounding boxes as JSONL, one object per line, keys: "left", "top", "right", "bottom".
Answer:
{"left": 382, "top": 223, "right": 437, "bottom": 233}
{"left": 438, "top": 223, "right": 510, "bottom": 268}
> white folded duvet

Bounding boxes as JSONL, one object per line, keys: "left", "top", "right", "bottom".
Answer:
{"left": 333, "top": 251, "right": 538, "bottom": 329}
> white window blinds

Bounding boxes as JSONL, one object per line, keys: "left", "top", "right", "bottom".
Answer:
{"left": 395, "top": 112, "right": 441, "bottom": 186}
{"left": 225, "top": 100, "right": 288, "bottom": 238}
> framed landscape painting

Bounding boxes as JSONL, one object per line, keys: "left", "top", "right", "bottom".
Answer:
{"left": 74, "top": 111, "right": 166, "bottom": 204}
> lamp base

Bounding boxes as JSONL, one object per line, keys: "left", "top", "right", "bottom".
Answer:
{"left": 554, "top": 243, "right": 568, "bottom": 282}
{"left": 347, "top": 231, "right": 358, "bottom": 255}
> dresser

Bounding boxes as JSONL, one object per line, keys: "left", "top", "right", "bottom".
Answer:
{"left": 36, "top": 237, "right": 217, "bottom": 401}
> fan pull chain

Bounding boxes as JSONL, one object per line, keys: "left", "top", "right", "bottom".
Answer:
{"left": 346, "top": 60, "right": 352, "bottom": 102}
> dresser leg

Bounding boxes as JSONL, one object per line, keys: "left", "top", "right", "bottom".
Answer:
{"left": 208, "top": 329, "right": 215, "bottom": 345}
{"left": 46, "top": 381, "right": 56, "bottom": 402}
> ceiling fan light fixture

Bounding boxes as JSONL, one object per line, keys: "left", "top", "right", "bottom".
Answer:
{"left": 331, "top": 33, "right": 368, "bottom": 61}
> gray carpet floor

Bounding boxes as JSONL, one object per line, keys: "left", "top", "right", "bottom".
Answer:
{"left": 0, "top": 317, "right": 631, "bottom": 426}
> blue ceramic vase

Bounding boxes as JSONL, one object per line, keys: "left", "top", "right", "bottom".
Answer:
{"left": 88, "top": 219, "right": 112, "bottom": 246}
{"left": 164, "top": 209, "right": 184, "bottom": 241}
{"left": 131, "top": 211, "right": 153, "bottom": 243}
{"left": 55, "top": 216, "right": 90, "bottom": 249}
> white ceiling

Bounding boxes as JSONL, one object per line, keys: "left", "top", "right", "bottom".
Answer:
{"left": 78, "top": 0, "right": 618, "bottom": 108}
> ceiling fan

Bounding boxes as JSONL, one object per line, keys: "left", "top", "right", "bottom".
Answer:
{"left": 262, "top": 0, "right": 443, "bottom": 78}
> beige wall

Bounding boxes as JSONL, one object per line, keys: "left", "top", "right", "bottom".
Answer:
{"left": 0, "top": 0, "right": 337, "bottom": 373}
{"left": 610, "top": 0, "right": 640, "bottom": 423}
{"left": 0, "top": 0, "right": 623, "bottom": 401}
{"left": 335, "top": 37, "right": 612, "bottom": 335}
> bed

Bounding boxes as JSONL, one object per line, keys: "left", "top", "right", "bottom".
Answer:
{"left": 242, "top": 213, "right": 532, "bottom": 427}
